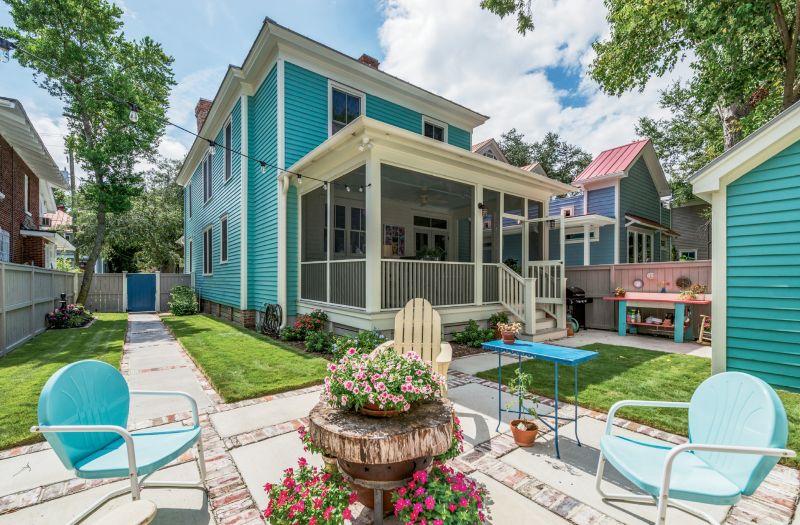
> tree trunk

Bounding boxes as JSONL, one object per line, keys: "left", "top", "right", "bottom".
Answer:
{"left": 716, "top": 102, "right": 750, "bottom": 150}
{"left": 77, "top": 203, "right": 106, "bottom": 304}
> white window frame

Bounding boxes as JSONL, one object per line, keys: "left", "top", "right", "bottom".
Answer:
{"left": 328, "top": 81, "right": 364, "bottom": 137}
{"left": 422, "top": 116, "right": 448, "bottom": 143}
{"left": 679, "top": 249, "right": 697, "bottom": 261}
{"left": 223, "top": 119, "right": 232, "bottom": 182}
{"left": 0, "top": 228, "right": 9, "bottom": 262}
{"left": 627, "top": 228, "right": 654, "bottom": 263}
{"left": 203, "top": 155, "right": 213, "bottom": 204}
{"left": 24, "top": 174, "right": 30, "bottom": 215}
{"left": 188, "top": 183, "right": 192, "bottom": 218}
{"left": 220, "top": 214, "right": 229, "bottom": 263}
{"left": 203, "top": 226, "right": 213, "bottom": 275}
{"left": 561, "top": 206, "right": 575, "bottom": 218}
{"left": 565, "top": 227, "right": 599, "bottom": 244}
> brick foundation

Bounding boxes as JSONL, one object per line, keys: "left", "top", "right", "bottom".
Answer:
{"left": 200, "top": 298, "right": 256, "bottom": 329}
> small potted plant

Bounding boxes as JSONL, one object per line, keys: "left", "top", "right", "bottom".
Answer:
{"left": 263, "top": 457, "right": 357, "bottom": 524}
{"left": 488, "top": 311, "right": 509, "bottom": 339}
{"left": 613, "top": 287, "right": 626, "bottom": 298}
{"left": 497, "top": 321, "right": 522, "bottom": 345}
{"left": 323, "top": 346, "right": 446, "bottom": 417}
{"left": 391, "top": 464, "right": 489, "bottom": 524}
{"left": 506, "top": 369, "right": 539, "bottom": 447}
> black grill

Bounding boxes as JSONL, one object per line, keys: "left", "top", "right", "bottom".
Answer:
{"left": 566, "top": 286, "right": 592, "bottom": 329}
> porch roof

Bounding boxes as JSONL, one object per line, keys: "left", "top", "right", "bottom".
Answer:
{"left": 624, "top": 213, "right": 678, "bottom": 237}
{"left": 558, "top": 213, "right": 616, "bottom": 229}
{"left": 286, "top": 116, "right": 575, "bottom": 196}
{"left": 19, "top": 229, "right": 76, "bottom": 250}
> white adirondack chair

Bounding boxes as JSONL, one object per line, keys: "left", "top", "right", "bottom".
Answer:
{"left": 376, "top": 298, "right": 453, "bottom": 392}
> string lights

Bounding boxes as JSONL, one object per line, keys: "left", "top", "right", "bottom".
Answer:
{"left": 1, "top": 36, "right": 370, "bottom": 192}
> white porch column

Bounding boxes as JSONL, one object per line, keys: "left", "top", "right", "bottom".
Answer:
{"left": 473, "top": 183, "right": 483, "bottom": 306}
{"left": 583, "top": 224, "right": 590, "bottom": 266}
{"left": 364, "top": 150, "right": 381, "bottom": 313}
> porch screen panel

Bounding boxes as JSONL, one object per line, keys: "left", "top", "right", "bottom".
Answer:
{"left": 527, "top": 199, "right": 544, "bottom": 262}
{"left": 301, "top": 187, "right": 327, "bottom": 302}
{"left": 482, "top": 189, "right": 500, "bottom": 302}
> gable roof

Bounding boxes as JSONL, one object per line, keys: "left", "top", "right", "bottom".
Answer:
{"left": 520, "top": 162, "right": 547, "bottom": 176}
{"left": 691, "top": 99, "right": 800, "bottom": 201}
{"left": 471, "top": 138, "right": 509, "bottom": 164}
{"left": 575, "top": 139, "right": 649, "bottom": 183}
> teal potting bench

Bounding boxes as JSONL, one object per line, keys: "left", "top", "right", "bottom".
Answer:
{"left": 603, "top": 292, "right": 711, "bottom": 343}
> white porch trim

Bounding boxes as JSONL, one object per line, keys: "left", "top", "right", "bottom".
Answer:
{"left": 276, "top": 58, "right": 287, "bottom": 325}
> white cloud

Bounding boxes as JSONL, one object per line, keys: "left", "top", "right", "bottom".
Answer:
{"left": 377, "top": 0, "right": 690, "bottom": 156}
{"left": 164, "top": 66, "right": 227, "bottom": 158}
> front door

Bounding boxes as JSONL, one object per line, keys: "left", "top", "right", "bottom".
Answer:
{"left": 127, "top": 273, "right": 156, "bottom": 312}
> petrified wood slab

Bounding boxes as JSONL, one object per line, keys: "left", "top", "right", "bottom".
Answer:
{"left": 308, "top": 399, "right": 454, "bottom": 465}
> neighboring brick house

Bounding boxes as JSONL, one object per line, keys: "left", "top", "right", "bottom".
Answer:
{"left": 0, "top": 97, "right": 72, "bottom": 268}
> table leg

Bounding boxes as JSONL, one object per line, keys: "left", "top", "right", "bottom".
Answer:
{"left": 496, "top": 351, "right": 502, "bottom": 432}
{"left": 373, "top": 489, "right": 383, "bottom": 525}
{"left": 574, "top": 366, "right": 581, "bottom": 448}
{"left": 674, "top": 303, "right": 685, "bottom": 343}
{"left": 554, "top": 363, "right": 560, "bottom": 459}
{"left": 517, "top": 355, "right": 523, "bottom": 420}
{"left": 617, "top": 300, "right": 627, "bottom": 336}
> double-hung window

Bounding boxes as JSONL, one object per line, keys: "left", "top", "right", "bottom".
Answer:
{"left": 350, "top": 207, "right": 366, "bottom": 256}
{"left": 331, "top": 86, "right": 362, "bottom": 135}
{"left": 24, "top": 175, "right": 30, "bottom": 214}
{"left": 224, "top": 121, "right": 232, "bottom": 182}
{"left": 203, "top": 226, "right": 213, "bottom": 275}
{"left": 188, "top": 184, "right": 192, "bottom": 218}
{"left": 627, "top": 229, "right": 654, "bottom": 263}
{"left": 203, "top": 155, "right": 213, "bottom": 203}
{"left": 0, "top": 229, "right": 9, "bottom": 262}
{"left": 220, "top": 215, "right": 228, "bottom": 263}
{"left": 423, "top": 117, "right": 446, "bottom": 142}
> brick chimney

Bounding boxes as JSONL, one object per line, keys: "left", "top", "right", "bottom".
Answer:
{"left": 194, "top": 98, "right": 213, "bottom": 132}
{"left": 357, "top": 54, "right": 380, "bottom": 69}
{"left": 57, "top": 204, "right": 65, "bottom": 211}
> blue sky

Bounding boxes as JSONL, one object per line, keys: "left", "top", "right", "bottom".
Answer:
{"left": 0, "top": 0, "right": 679, "bottom": 176}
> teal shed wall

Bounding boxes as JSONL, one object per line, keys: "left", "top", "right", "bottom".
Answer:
{"left": 185, "top": 99, "right": 242, "bottom": 307}
{"left": 619, "top": 157, "right": 670, "bottom": 262}
{"left": 248, "top": 65, "right": 279, "bottom": 310}
{"left": 726, "top": 139, "right": 800, "bottom": 392}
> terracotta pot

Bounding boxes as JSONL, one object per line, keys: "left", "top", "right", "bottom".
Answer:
{"left": 510, "top": 419, "right": 539, "bottom": 447}
{"left": 501, "top": 331, "right": 516, "bottom": 345}
{"left": 339, "top": 456, "right": 432, "bottom": 513}
{"left": 360, "top": 402, "right": 400, "bottom": 418}
{"left": 566, "top": 325, "right": 574, "bottom": 337}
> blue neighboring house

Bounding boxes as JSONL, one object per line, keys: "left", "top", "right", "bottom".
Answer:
{"left": 548, "top": 139, "right": 675, "bottom": 266}
{"left": 177, "top": 18, "right": 574, "bottom": 336}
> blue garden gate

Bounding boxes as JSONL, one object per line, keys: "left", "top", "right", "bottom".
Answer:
{"left": 127, "top": 273, "right": 156, "bottom": 312}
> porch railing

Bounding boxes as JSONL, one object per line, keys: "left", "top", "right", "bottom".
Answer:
{"left": 526, "top": 261, "right": 564, "bottom": 304}
{"left": 498, "top": 263, "right": 537, "bottom": 333}
{"left": 300, "top": 260, "right": 366, "bottom": 309}
{"left": 381, "top": 260, "right": 475, "bottom": 309}
{"left": 482, "top": 263, "right": 500, "bottom": 303}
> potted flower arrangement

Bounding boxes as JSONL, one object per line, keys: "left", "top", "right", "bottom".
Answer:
{"left": 497, "top": 321, "right": 522, "bottom": 345}
{"left": 487, "top": 311, "right": 509, "bottom": 340}
{"left": 679, "top": 284, "right": 707, "bottom": 301}
{"left": 323, "top": 346, "right": 446, "bottom": 417}
{"left": 506, "top": 369, "right": 539, "bottom": 447}
{"left": 613, "top": 287, "right": 626, "bottom": 298}
{"left": 391, "top": 464, "right": 489, "bottom": 524}
{"left": 263, "top": 458, "right": 357, "bottom": 524}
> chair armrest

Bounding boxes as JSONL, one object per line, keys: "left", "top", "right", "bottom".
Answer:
{"left": 605, "top": 400, "right": 690, "bottom": 435}
{"left": 130, "top": 390, "right": 200, "bottom": 427}
{"left": 657, "top": 443, "right": 796, "bottom": 501}
{"left": 436, "top": 342, "right": 452, "bottom": 363}
{"left": 31, "top": 424, "right": 138, "bottom": 475}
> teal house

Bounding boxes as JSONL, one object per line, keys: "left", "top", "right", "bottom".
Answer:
{"left": 692, "top": 102, "right": 800, "bottom": 392}
{"left": 548, "top": 139, "right": 675, "bottom": 266}
{"left": 177, "top": 18, "right": 574, "bottom": 338}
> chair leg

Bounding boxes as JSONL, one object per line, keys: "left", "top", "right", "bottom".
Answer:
{"left": 656, "top": 493, "right": 669, "bottom": 525}
{"left": 130, "top": 471, "right": 141, "bottom": 500}
{"left": 197, "top": 436, "right": 207, "bottom": 487}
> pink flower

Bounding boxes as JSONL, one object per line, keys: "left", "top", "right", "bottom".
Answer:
{"left": 342, "top": 508, "right": 352, "bottom": 519}
{"left": 347, "top": 347, "right": 357, "bottom": 355}
{"left": 344, "top": 380, "right": 354, "bottom": 391}
{"left": 323, "top": 506, "right": 333, "bottom": 519}
{"left": 425, "top": 495, "right": 436, "bottom": 511}
{"left": 297, "top": 457, "right": 307, "bottom": 467}
{"left": 459, "top": 497, "right": 469, "bottom": 507}
{"left": 412, "top": 470, "right": 428, "bottom": 484}
{"left": 448, "top": 503, "right": 457, "bottom": 512}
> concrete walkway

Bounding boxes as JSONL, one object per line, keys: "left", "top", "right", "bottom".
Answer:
{"left": 0, "top": 315, "right": 796, "bottom": 525}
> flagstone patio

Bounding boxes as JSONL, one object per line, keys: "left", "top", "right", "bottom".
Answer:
{"left": 0, "top": 314, "right": 796, "bottom": 525}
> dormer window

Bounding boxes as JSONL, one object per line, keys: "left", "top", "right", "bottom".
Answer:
{"left": 330, "top": 85, "right": 362, "bottom": 135}
{"left": 423, "top": 117, "right": 446, "bottom": 142}
{"left": 561, "top": 206, "right": 574, "bottom": 218}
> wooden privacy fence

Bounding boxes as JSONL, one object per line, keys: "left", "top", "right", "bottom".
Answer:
{"left": 0, "top": 262, "right": 78, "bottom": 356}
{"left": 565, "top": 261, "right": 712, "bottom": 334}
{"left": 85, "top": 272, "right": 191, "bottom": 313}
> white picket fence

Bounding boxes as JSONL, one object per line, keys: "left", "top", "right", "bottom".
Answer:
{"left": 0, "top": 262, "right": 78, "bottom": 356}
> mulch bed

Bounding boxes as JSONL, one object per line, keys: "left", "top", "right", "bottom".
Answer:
{"left": 450, "top": 343, "right": 490, "bottom": 359}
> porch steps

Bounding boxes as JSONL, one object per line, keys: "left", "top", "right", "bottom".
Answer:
{"left": 519, "top": 327, "right": 568, "bottom": 343}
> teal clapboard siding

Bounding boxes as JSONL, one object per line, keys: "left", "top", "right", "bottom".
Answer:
{"left": 248, "top": 65, "right": 279, "bottom": 310}
{"left": 726, "top": 139, "right": 800, "bottom": 392}
{"left": 448, "top": 125, "right": 471, "bottom": 150}
{"left": 619, "top": 157, "right": 670, "bottom": 262}
{"left": 366, "top": 94, "right": 421, "bottom": 133}
{"left": 185, "top": 99, "right": 242, "bottom": 307}
{"left": 285, "top": 62, "right": 328, "bottom": 167}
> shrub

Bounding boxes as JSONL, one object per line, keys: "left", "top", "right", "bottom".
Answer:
{"left": 487, "top": 311, "right": 509, "bottom": 328}
{"left": 168, "top": 286, "right": 198, "bottom": 316}
{"left": 293, "top": 309, "right": 329, "bottom": 337}
{"left": 332, "top": 330, "right": 386, "bottom": 360}
{"left": 392, "top": 464, "right": 489, "bottom": 524}
{"left": 305, "top": 330, "right": 333, "bottom": 353}
{"left": 279, "top": 326, "right": 304, "bottom": 341}
{"left": 46, "top": 304, "right": 93, "bottom": 329}
{"left": 452, "top": 320, "right": 495, "bottom": 348}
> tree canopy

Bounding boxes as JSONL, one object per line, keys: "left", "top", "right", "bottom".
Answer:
{"left": 2, "top": 0, "right": 174, "bottom": 302}
{"left": 499, "top": 129, "right": 592, "bottom": 184}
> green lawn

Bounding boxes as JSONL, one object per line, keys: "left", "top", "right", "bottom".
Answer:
{"left": 0, "top": 313, "right": 128, "bottom": 450}
{"left": 163, "top": 314, "right": 330, "bottom": 402}
{"left": 477, "top": 343, "right": 800, "bottom": 468}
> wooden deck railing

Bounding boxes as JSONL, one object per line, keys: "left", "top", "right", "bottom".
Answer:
{"left": 381, "top": 260, "right": 474, "bottom": 309}
{"left": 527, "top": 261, "right": 564, "bottom": 304}
{"left": 300, "top": 260, "right": 366, "bottom": 308}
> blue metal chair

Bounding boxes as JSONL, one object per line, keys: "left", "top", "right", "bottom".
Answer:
{"left": 595, "top": 372, "right": 796, "bottom": 525}
{"left": 31, "top": 360, "right": 207, "bottom": 524}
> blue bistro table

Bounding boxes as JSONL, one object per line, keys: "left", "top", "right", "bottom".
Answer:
{"left": 481, "top": 340, "right": 598, "bottom": 459}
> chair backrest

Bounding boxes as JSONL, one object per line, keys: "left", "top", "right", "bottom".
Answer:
{"left": 392, "top": 298, "right": 442, "bottom": 365}
{"left": 38, "top": 360, "right": 130, "bottom": 470}
{"left": 688, "top": 372, "right": 788, "bottom": 495}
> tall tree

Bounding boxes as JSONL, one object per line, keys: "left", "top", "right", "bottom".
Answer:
{"left": 2, "top": 0, "right": 174, "bottom": 303}
{"left": 529, "top": 132, "right": 592, "bottom": 184}
{"left": 498, "top": 128, "right": 533, "bottom": 167}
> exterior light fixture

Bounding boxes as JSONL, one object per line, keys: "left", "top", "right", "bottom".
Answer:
{"left": 323, "top": 182, "right": 328, "bottom": 191}
{"left": 259, "top": 161, "right": 267, "bottom": 174}
{"left": 297, "top": 174, "right": 302, "bottom": 184}
{"left": 208, "top": 140, "right": 216, "bottom": 156}
{"left": 128, "top": 103, "right": 140, "bottom": 123}
{"left": 345, "top": 185, "right": 351, "bottom": 192}
{"left": 359, "top": 185, "right": 364, "bottom": 193}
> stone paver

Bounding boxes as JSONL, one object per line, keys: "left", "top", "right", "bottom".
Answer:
{"left": 472, "top": 471, "right": 571, "bottom": 524}
{"left": 211, "top": 392, "right": 320, "bottom": 438}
